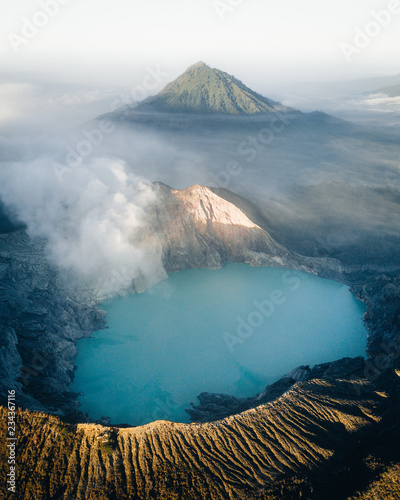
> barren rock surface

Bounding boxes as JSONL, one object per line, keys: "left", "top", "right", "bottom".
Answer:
{"left": 1, "top": 377, "right": 396, "bottom": 500}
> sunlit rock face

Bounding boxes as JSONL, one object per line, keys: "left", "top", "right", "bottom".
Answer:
{"left": 1, "top": 377, "right": 395, "bottom": 500}
{"left": 143, "top": 183, "right": 302, "bottom": 272}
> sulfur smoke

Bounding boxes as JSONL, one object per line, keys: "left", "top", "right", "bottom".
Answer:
{"left": 0, "top": 156, "right": 166, "bottom": 297}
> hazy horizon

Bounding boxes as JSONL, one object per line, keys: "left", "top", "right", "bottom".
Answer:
{"left": 2, "top": 0, "right": 400, "bottom": 132}
{"left": 2, "top": 0, "right": 399, "bottom": 82}
{"left": 1, "top": 0, "right": 400, "bottom": 296}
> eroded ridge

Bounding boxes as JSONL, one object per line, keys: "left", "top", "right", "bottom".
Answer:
{"left": 0, "top": 379, "right": 389, "bottom": 500}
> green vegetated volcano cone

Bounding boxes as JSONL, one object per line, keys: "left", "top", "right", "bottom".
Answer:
{"left": 139, "top": 61, "right": 283, "bottom": 114}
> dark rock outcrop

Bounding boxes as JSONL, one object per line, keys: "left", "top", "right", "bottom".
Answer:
{"left": 187, "top": 357, "right": 367, "bottom": 422}
{"left": 0, "top": 231, "right": 106, "bottom": 418}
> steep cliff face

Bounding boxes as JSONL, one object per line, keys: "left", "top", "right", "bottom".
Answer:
{"left": 146, "top": 183, "right": 303, "bottom": 272}
{"left": 352, "top": 276, "right": 400, "bottom": 359}
{"left": 0, "top": 231, "right": 106, "bottom": 417}
{"left": 1, "top": 377, "right": 398, "bottom": 500}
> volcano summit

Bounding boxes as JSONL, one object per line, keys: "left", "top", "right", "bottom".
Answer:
{"left": 135, "top": 61, "right": 285, "bottom": 115}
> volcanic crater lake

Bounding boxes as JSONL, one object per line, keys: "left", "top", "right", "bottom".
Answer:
{"left": 72, "top": 264, "right": 368, "bottom": 425}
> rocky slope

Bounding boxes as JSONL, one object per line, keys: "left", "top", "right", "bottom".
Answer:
{"left": 0, "top": 231, "right": 106, "bottom": 418}
{"left": 186, "top": 357, "right": 367, "bottom": 423}
{"left": 148, "top": 183, "right": 303, "bottom": 272}
{"left": 1, "top": 374, "right": 399, "bottom": 500}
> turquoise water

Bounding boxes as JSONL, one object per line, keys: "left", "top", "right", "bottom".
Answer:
{"left": 72, "top": 264, "right": 368, "bottom": 425}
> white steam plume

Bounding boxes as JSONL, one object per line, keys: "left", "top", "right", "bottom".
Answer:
{"left": 0, "top": 157, "right": 166, "bottom": 297}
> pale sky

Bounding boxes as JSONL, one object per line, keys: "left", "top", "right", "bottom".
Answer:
{"left": 2, "top": 0, "right": 400, "bottom": 85}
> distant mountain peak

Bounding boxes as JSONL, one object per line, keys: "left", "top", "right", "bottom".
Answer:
{"left": 138, "top": 62, "right": 283, "bottom": 115}
{"left": 188, "top": 61, "right": 209, "bottom": 69}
